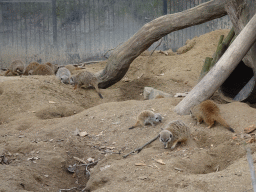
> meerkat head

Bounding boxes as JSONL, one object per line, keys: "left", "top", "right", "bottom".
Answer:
{"left": 61, "top": 76, "right": 70, "bottom": 84}
{"left": 16, "top": 68, "right": 23, "bottom": 75}
{"left": 69, "top": 76, "right": 76, "bottom": 85}
{"left": 159, "top": 130, "right": 173, "bottom": 149}
{"left": 154, "top": 113, "right": 162, "bottom": 123}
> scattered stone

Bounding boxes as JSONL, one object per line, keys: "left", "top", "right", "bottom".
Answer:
{"left": 143, "top": 87, "right": 172, "bottom": 100}
{"left": 244, "top": 125, "right": 256, "bottom": 134}
{"left": 174, "top": 92, "right": 189, "bottom": 98}
{"left": 138, "top": 176, "right": 148, "bottom": 180}
{"left": 135, "top": 163, "right": 147, "bottom": 166}
{"left": 155, "top": 159, "right": 166, "bottom": 165}
{"left": 48, "top": 101, "right": 56, "bottom": 104}
{"left": 100, "top": 165, "right": 111, "bottom": 171}
{"left": 87, "top": 158, "right": 95, "bottom": 163}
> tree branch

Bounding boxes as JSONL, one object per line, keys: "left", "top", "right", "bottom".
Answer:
{"left": 96, "top": 0, "right": 228, "bottom": 88}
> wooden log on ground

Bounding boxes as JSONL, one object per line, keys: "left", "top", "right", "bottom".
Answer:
{"left": 96, "top": 0, "right": 228, "bottom": 88}
{"left": 174, "top": 12, "right": 256, "bottom": 115}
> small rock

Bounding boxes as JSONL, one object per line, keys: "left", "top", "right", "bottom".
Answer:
{"left": 135, "top": 163, "right": 147, "bottom": 166}
{"left": 87, "top": 158, "right": 94, "bottom": 163}
{"left": 244, "top": 125, "right": 256, "bottom": 134}
{"left": 138, "top": 176, "right": 148, "bottom": 180}
{"left": 155, "top": 159, "right": 166, "bottom": 165}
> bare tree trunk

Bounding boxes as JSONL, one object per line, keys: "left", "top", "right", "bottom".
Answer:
{"left": 225, "top": 0, "right": 256, "bottom": 69}
{"left": 96, "top": 0, "right": 228, "bottom": 88}
{"left": 174, "top": 12, "right": 256, "bottom": 115}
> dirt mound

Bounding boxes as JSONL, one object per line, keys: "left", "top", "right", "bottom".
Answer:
{"left": 2, "top": 29, "right": 256, "bottom": 192}
{"left": 36, "top": 104, "right": 84, "bottom": 119}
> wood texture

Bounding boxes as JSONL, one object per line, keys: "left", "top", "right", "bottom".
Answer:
{"left": 174, "top": 12, "right": 256, "bottom": 115}
{"left": 96, "top": 0, "right": 228, "bottom": 88}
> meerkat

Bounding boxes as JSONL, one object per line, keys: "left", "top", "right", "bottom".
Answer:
{"left": 128, "top": 110, "right": 162, "bottom": 129}
{"left": 159, "top": 120, "right": 190, "bottom": 149}
{"left": 45, "top": 62, "right": 59, "bottom": 74}
{"left": 190, "top": 100, "right": 234, "bottom": 133}
{"left": 56, "top": 67, "right": 71, "bottom": 84}
{"left": 4, "top": 60, "right": 25, "bottom": 76}
{"left": 31, "top": 64, "right": 55, "bottom": 75}
{"left": 69, "top": 71, "right": 103, "bottom": 99}
{"left": 23, "top": 62, "right": 40, "bottom": 75}
{"left": 65, "top": 64, "right": 84, "bottom": 74}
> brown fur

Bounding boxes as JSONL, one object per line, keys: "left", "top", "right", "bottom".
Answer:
{"left": 190, "top": 100, "right": 234, "bottom": 132}
{"left": 69, "top": 71, "right": 103, "bottom": 99}
{"left": 5, "top": 60, "right": 25, "bottom": 76}
{"left": 31, "top": 64, "right": 55, "bottom": 75}
{"left": 23, "top": 62, "right": 40, "bottom": 75}
{"left": 45, "top": 62, "right": 59, "bottom": 74}
{"left": 129, "top": 110, "right": 162, "bottom": 129}
{"left": 160, "top": 120, "right": 190, "bottom": 149}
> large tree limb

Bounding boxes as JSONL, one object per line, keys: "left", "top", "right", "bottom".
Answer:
{"left": 174, "top": 12, "right": 256, "bottom": 115}
{"left": 96, "top": 0, "right": 228, "bottom": 88}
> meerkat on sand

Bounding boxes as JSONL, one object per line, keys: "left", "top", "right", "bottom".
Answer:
{"left": 128, "top": 110, "right": 162, "bottom": 129}
{"left": 5, "top": 60, "right": 25, "bottom": 76}
{"left": 56, "top": 67, "right": 71, "bottom": 84}
{"left": 69, "top": 71, "right": 103, "bottom": 99}
{"left": 31, "top": 64, "right": 55, "bottom": 75}
{"left": 159, "top": 120, "right": 190, "bottom": 149}
{"left": 45, "top": 62, "right": 59, "bottom": 74}
{"left": 23, "top": 62, "right": 40, "bottom": 75}
{"left": 190, "top": 100, "right": 234, "bottom": 133}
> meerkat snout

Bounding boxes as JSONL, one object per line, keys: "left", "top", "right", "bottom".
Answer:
{"left": 154, "top": 113, "right": 162, "bottom": 123}
{"left": 159, "top": 130, "right": 173, "bottom": 148}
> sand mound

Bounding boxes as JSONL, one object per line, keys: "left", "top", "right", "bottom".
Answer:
{"left": 36, "top": 104, "right": 84, "bottom": 119}
{"left": 2, "top": 29, "right": 256, "bottom": 192}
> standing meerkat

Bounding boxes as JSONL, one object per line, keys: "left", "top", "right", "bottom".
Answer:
{"left": 128, "top": 110, "right": 162, "bottom": 129}
{"left": 56, "top": 67, "right": 71, "bottom": 84}
{"left": 159, "top": 120, "right": 190, "bottom": 149}
{"left": 69, "top": 71, "right": 103, "bottom": 99}
{"left": 5, "top": 60, "right": 25, "bottom": 76}
{"left": 31, "top": 64, "right": 55, "bottom": 75}
{"left": 23, "top": 62, "right": 40, "bottom": 75}
{"left": 190, "top": 100, "right": 234, "bottom": 133}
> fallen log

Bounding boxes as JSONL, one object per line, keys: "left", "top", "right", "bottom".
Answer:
{"left": 96, "top": 0, "right": 228, "bottom": 88}
{"left": 174, "top": 12, "right": 256, "bottom": 115}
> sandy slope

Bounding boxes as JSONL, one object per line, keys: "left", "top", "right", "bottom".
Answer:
{"left": 1, "top": 29, "right": 256, "bottom": 192}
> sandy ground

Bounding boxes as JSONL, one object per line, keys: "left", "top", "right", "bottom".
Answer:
{"left": 1, "top": 29, "right": 256, "bottom": 192}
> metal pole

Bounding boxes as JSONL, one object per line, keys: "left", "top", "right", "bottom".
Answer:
{"left": 52, "top": 0, "right": 57, "bottom": 48}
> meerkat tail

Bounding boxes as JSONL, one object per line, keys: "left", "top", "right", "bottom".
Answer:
{"left": 4, "top": 70, "right": 10, "bottom": 76}
{"left": 94, "top": 83, "right": 103, "bottom": 99}
{"left": 227, "top": 127, "right": 235, "bottom": 133}
{"left": 98, "top": 92, "right": 103, "bottom": 99}
{"left": 128, "top": 120, "right": 140, "bottom": 129}
{"left": 215, "top": 116, "right": 234, "bottom": 133}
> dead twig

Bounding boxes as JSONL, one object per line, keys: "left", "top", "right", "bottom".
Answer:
{"left": 246, "top": 147, "right": 256, "bottom": 192}
{"left": 59, "top": 187, "right": 77, "bottom": 192}
{"left": 150, "top": 38, "right": 163, "bottom": 56}
{"left": 73, "top": 156, "right": 87, "bottom": 164}
{"left": 123, "top": 134, "right": 160, "bottom": 158}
